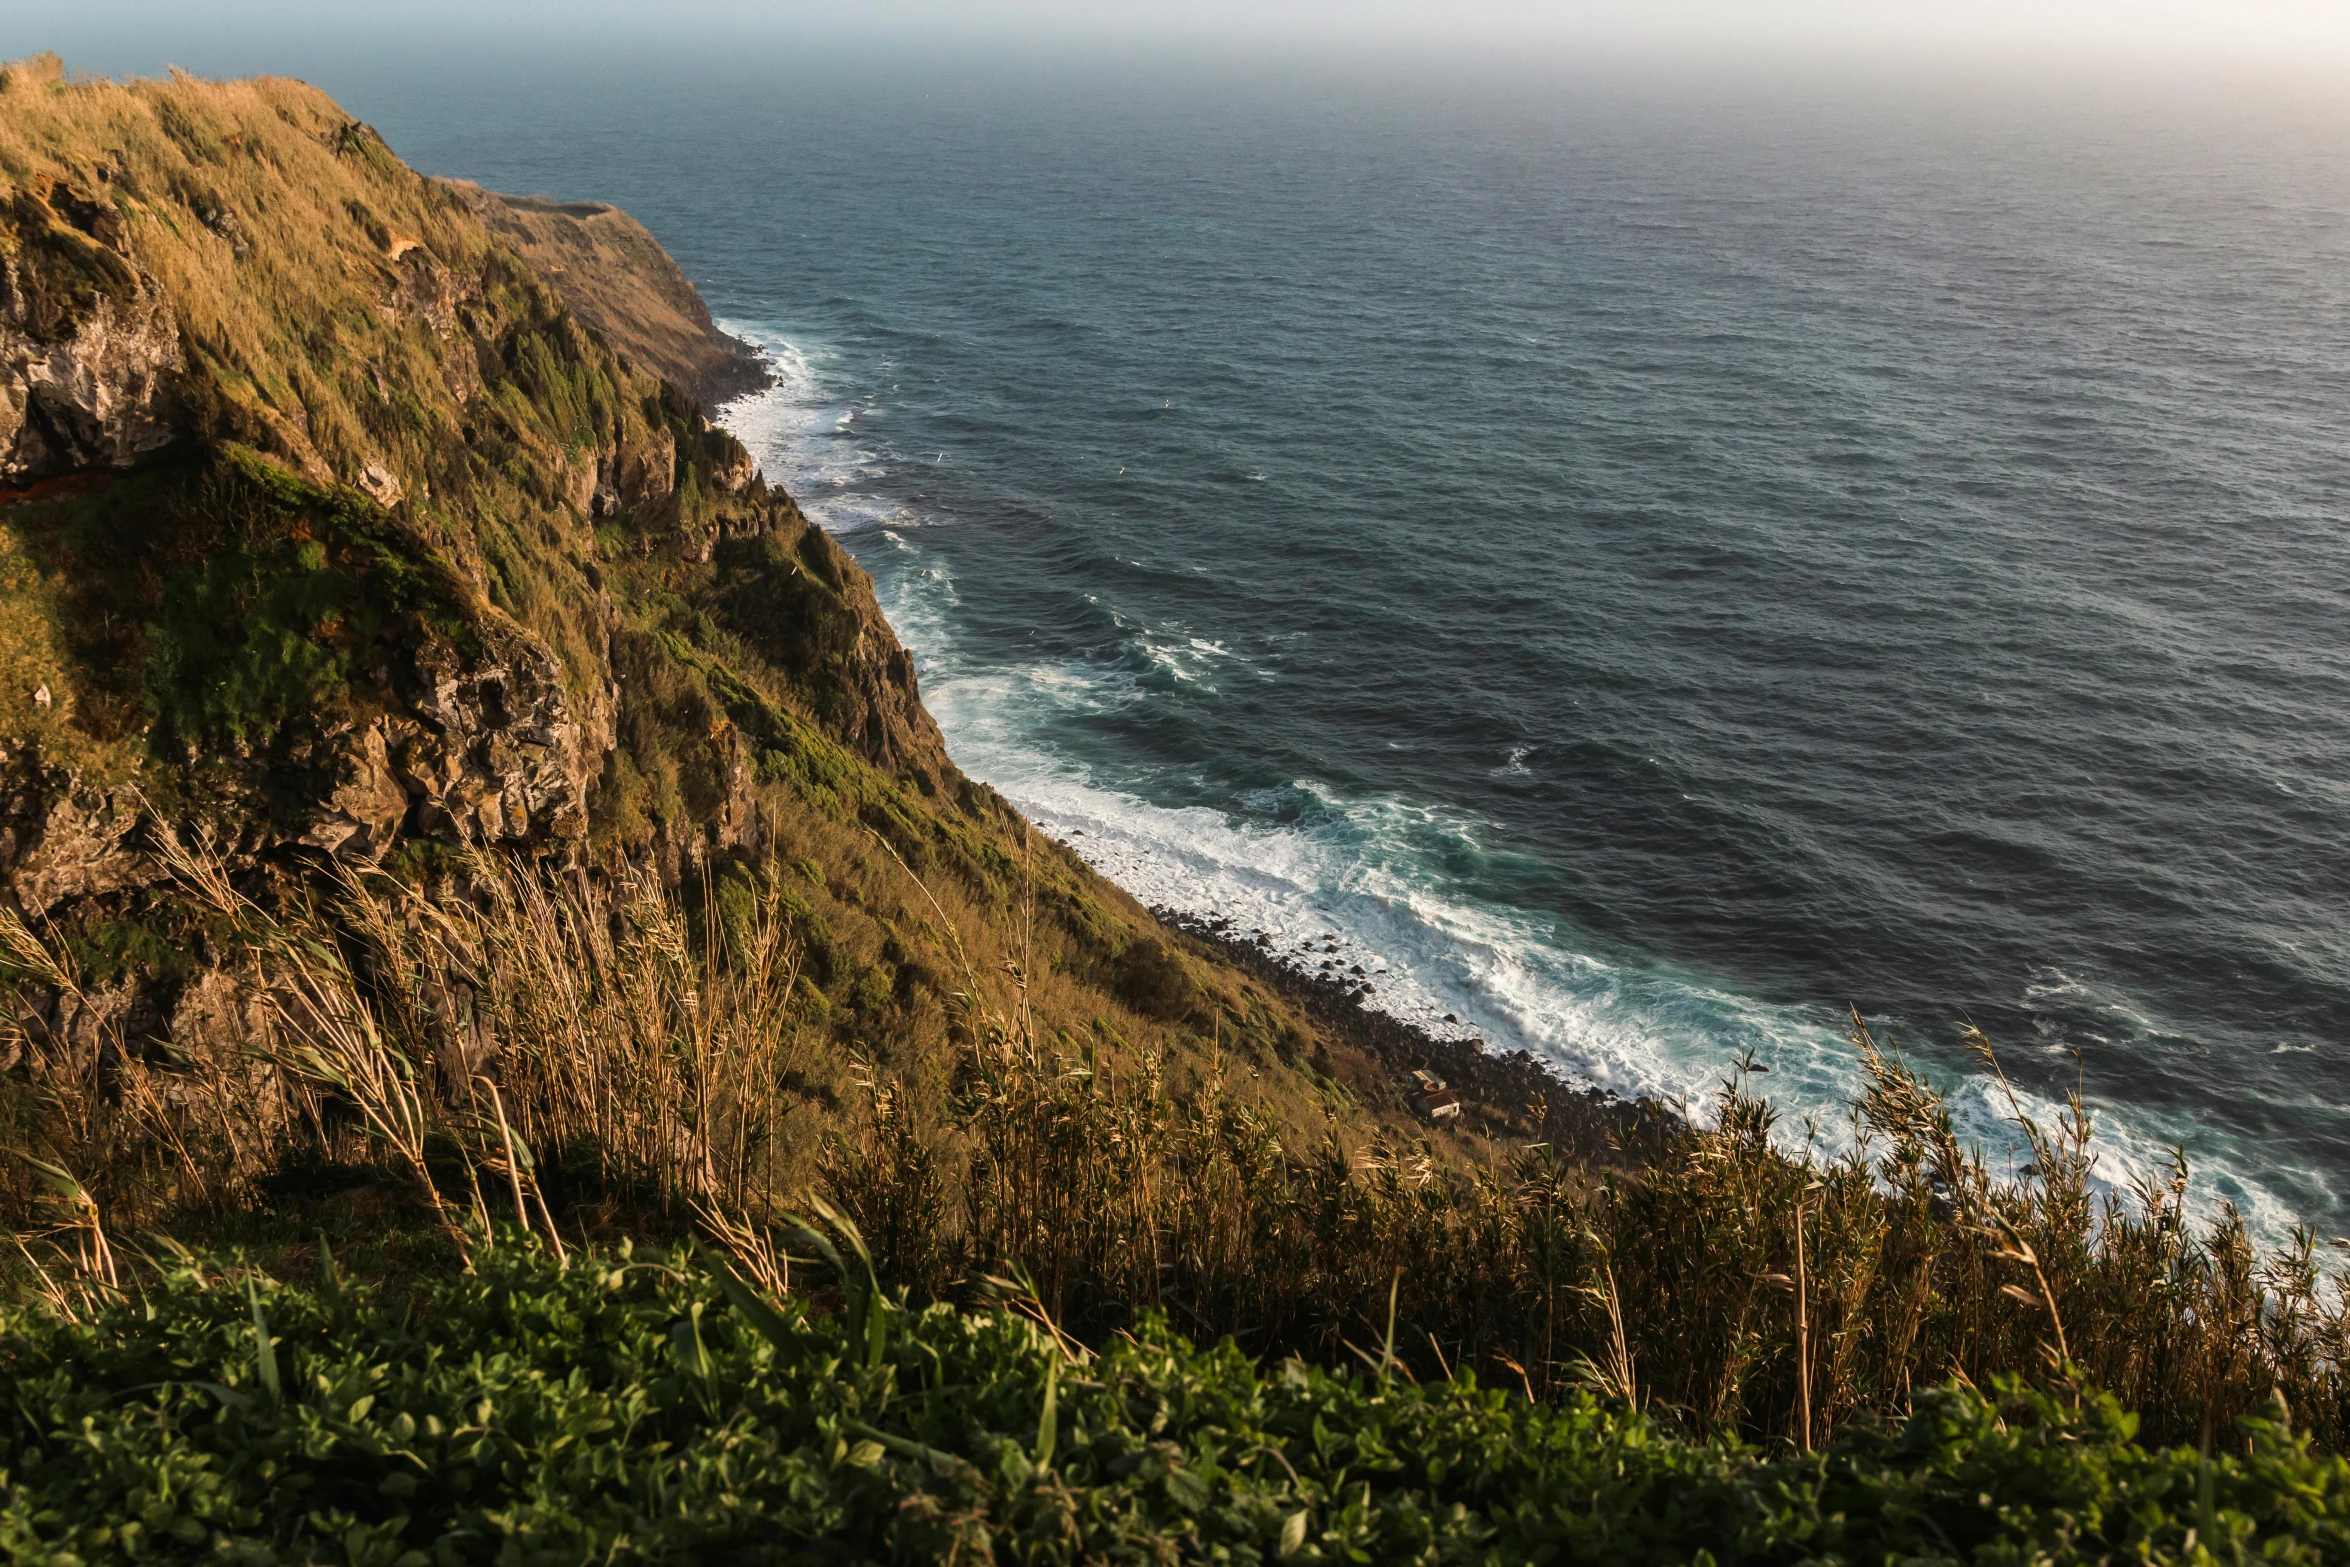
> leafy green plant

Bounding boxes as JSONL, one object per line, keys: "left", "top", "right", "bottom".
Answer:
{"left": 2, "top": 1237, "right": 2346, "bottom": 1564}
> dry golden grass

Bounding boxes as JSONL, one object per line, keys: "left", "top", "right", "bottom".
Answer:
{"left": 3, "top": 63, "right": 484, "bottom": 486}
{"left": 453, "top": 184, "right": 765, "bottom": 406}
{"left": 4, "top": 826, "right": 2344, "bottom": 1455}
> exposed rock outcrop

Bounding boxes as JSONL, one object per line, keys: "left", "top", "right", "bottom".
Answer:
{"left": 301, "top": 719, "right": 410, "bottom": 861}
{"left": 0, "top": 182, "right": 182, "bottom": 484}
{"left": 0, "top": 764, "right": 148, "bottom": 916}
{"left": 393, "top": 623, "right": 598, "bottom": 851}
{"left": 0, "top": 64, "right": 964, "bottom": 1076}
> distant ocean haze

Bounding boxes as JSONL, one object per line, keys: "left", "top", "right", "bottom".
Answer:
{"left": 328, "top": 45, "right": 2349, "bottom": 1238}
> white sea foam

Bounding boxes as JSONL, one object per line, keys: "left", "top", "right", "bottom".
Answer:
{"left": 714, "top": 326, "right": 904, "bottom": 537}
{"left": 713, "top": 323, "right": 2324, "bottom": 1250}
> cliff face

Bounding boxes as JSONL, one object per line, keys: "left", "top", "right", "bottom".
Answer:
{"left": 0, "top": 58, "right": 1464, "bottom": 1159}
{"left": 0, "top": 65, "right": 946, "bottom": 833}
{"left": 449, "top": 182, "right": 769, "bottom": 412}
{"left": 0, "top": 217, "right": 180, "bottom": 484}
{"left": 0, "top": 63, "right": 947, "bottom": 1020}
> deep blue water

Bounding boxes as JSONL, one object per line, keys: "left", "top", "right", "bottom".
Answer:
{"left": 26, "top": 27, "right": 2350, "bottom": 1236}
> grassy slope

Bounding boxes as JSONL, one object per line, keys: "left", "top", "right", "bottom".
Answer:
{"left": 0, "top": 61, "right": 1514, "bottom": 1255}
{"left": 450, "top": 182, "right": 768, "bottom": 410}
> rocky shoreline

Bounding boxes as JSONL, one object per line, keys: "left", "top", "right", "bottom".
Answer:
{"left": 1155, "top": 907, "right": 1681, "bottom": 1167}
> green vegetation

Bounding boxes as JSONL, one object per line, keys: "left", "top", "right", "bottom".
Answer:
{"left": 4, "top": 58, "right": 2346, "bottom": 1559}
{"left": 4, "top": 1232, "right": 2346, "bottom": 1565}
{"left": 139, "top": 449, "right": 477, "bottom": 752}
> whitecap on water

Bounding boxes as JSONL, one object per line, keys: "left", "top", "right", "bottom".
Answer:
{"left": 712, "top": 320, "right": 2325, "bottom": 1253}
{"left": 713, "top": 324, "right": 898, "bottom": 535}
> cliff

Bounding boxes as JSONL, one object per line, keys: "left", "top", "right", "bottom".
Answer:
{"left": 447, "top": 181, "right": 769, "bottom": 411}
{"left": 0, "top": 61, "right": 938, "bottom": 891}
{"left": 0, "top": 63, "right": 2333, "bottom": 1543}
{"left": 0, "top": 56, "right": 1567, "bottom": 1204}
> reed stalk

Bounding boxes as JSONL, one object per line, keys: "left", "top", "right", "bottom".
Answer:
{"left": 0, "top": 835, "right": 2341, "bottom": 1452}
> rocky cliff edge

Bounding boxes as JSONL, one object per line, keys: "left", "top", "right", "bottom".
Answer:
{"left": 0, "top": 56, "right": 1489, "bottom": 1164}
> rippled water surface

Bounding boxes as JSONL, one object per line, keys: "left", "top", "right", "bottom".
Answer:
{"left": 273, "top": 42, "right": 2350, "bottom": 1236}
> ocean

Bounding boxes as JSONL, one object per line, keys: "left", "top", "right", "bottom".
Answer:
{"left": 52, "top": 30, "right": 2350, "bottom": 1238}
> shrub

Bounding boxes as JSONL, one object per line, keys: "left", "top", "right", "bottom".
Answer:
{"left": 3, "top": 1236, "right": 2346, "bottom": 1564}
{"left": 1113, "top": 935, "right": 1197, "bottom": 1020}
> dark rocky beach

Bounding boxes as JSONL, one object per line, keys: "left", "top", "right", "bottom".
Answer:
{"left": 1156, "top": 906, "right": 1680, "bottom": 1167}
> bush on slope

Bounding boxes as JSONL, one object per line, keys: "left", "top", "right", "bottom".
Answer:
{"left": 0, "top": 1236, "right": 2343, "bottom": 1565}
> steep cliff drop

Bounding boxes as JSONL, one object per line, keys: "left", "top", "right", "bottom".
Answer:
{"left": 0, "top": 55, "right": 1620, "bottom": 1165}
{"left": 446, "top": 181, "right": 770, "bottom": 412}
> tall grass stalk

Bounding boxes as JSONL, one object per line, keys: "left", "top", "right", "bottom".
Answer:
{"left": 2, "top": 838, "right": 2345, "bottom": 1453}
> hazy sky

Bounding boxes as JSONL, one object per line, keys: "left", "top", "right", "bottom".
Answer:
{"left": 10, "top": 0, "right": 2350, "bottom": 65}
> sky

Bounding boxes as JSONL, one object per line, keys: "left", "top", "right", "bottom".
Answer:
{"left": 9, "top": 0, "right": 2350, "bottom": 69}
